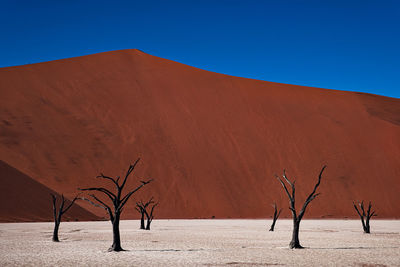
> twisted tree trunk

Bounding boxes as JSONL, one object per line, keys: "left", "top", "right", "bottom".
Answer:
{"left": 353, "top": 201, "right": 376, "bottom": 234}
{"left": 145, "top": 218, "right": 151, "bottom": 230}
{"left": 290, "top": 219, "right": 301, "bottom": 249}
{"left": 145, "top": 202, "right": 158, "bottom": 230}
{"left": 135, "top": 198, "right": 154, "bottom": 230}
{"left": 275, "top": 165, "right": 326, "bottom": 249}
{"left": 140, "top": 213, "right": 145, "bottom": 230}
{"left": 80, "top": 158, "right": 153, "bottom": 252}
{"left": 110, "top": 213, "right": 122, "bottom": 252}
{"left": 269, "top": 202, "right": 281, "bottom": 232}
{"left": 52, "top": 221, "right": 60, "bottom": 242}
{"left": 51, "top": 194, "right": 79, "bottom": 242}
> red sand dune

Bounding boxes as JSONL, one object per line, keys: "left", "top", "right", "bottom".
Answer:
{"left": 0, "top": 160, "right": 99, "bottom": 222}
{"left": 0, "top": 49, "right": 399, "bottom": 221}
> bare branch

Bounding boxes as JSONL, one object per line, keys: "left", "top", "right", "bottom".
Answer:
{"left": 89, "top": 194, "right": 112, "bottom": 211}
{"left": 78, "top": 187, "right": 116, "bottom": 202}
{"left": 305, "top": 166, "right": 325, "bottom": 202}
{"left": 275, "top": 165, "right": 326, "bottom": 248}
{"left": 51, "top": 194, "right": 57, "bottom": 206}
{"left": 119, "top": 179, "right": 153, "bottom": 209}
{"left": 149, "top": 202, "right": 159, "bottom": 217}
{"left": 272, "top": 202, "right": 278, "bottom": 216}
{"left": 282, "top": 170, "right": 296, "bottom": 200}
{"left": 298, "top": 166, "right": 326, "bottom": 220}
{"left": 144, "top": 197, "right": 155, "bottom": 208}
{"left": 145, "top": 202, "right": 159, "bottom": 222}
{"left": 85, "top": 194, "right": 114, "bottom": 221}
{"left": 134, "top": 206, "right": 142, "bottom": 213}
{"left": 277, "top": 209, "right": 282, "bottom": 219}
{"left": 79, "top": 160, "right": 153, "bottom": 251}
{"left": 59, "top": 194, "right": 65, "bottom": 216}
{"left": 120, "top": 158, "right": 141, "bottom": 190}
{"left": 359, "top": 201, "right": 366, "bottom": 217}
{"left": 61, "top": 194, "right": 81, "bottom": 215}
{"left": 51, "top": 194, "right": 57, "bottom": 219}
{"left": 275, "top": 174, "right": 292, "bottom": 201}
{"left": 80, "top": 197, "right": 107, "bottom": 210}
{"left": 353, "top": 202, "right": 363, "bottom": 218}
{"left": 136, "top": 197, "right": 154, "bottom": 213}
{"left": 307, "top": 193, "right": 321, "bottom": 203}
{"left": 282, "top": 170, "right": 294, "bottom": 187}
{"left": 97, "top": 173, "right": 119, "bottom": 187}
{"left": 367, "top": 201, "right": 372, "bottom": 216}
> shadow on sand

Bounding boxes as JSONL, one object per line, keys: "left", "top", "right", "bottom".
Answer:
{"left": 136, "top": 248, "right": 205, "bottom": 252}
{"left": 308, "top": 246, "right": 399, "bottom": 250}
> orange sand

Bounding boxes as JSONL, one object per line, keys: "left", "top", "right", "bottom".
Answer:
{"left": 0, "top": 49, "right": 399, "bottom": 221}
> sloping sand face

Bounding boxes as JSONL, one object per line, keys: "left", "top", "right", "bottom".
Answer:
{"left": 0, "top": 220, "right": 398, "bottom": 266}
{"left": 0, "top": 160, "right": 99, "bottom": 222}
{"left": 1, "top": 49, "right": 399, "bottom": 220}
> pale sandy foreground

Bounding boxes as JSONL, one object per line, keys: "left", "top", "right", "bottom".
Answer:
{"left": 0, "top": 220, "right": 399, "bottom": 266}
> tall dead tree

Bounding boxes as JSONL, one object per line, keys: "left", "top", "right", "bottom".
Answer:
{"left": 275, "top": 165, "right": 326, "bottom": 249}
{"left": 135, "top": 197, "right": 154, "bottom": 230}
{"left": 51, "top": 193, "right": 79, "bottom": 242}
{"left": 269, "top": 202, "right": 282, "bottom": 231}
{"left": 145, "top": 201, "right": 158, "bottom": 230}
{"left": 353, "top": 201, "right": 376, "bottom": 234}
{"left": 79, "top": 158, "right": 153, "bottom": 252}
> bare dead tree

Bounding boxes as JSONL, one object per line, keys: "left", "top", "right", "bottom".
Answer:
{"left": 135, "top": 197, "right": 154, "bottom": 230}
{"left": 269, "top": 202, "right": 282, "bottom": 231}
{"left": 79, "top": 158, "right": 153, "bottom": 251}
{"left": 51, "top": 193, "right": 80, "bottom": 242}
{"left": 145, "top": 201, "right": 159, "bottom": 230}
{"left": 275, "top": 165, "right": 326, "bottom": 249}
{"left": 353, "top": 201, "right": 376, "bottom": 234}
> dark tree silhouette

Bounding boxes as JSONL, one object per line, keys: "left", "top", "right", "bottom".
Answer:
{"left": 353, "top": 201, "right": 376, "bottom": 234}
{"left": 51, "top": 193, "right": 79, "bottom": 242}
{"left": 269, "top": 202, "right": 282, "bottom": 231}
{"left": 79, "top": 158, "right": 153, "bottom": 251}
{"left": 275, "top": 165, "right": 326, "bottom": 249}
{"left": 135, "top": 197, "right": 154, "bottom": 230}
{"left": 144, "top": 201, "right": 158, "bottom": 230}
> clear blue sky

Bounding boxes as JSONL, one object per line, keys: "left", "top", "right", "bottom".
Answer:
{"left": 1, "top": 0, "right": 399, "bottom": 98}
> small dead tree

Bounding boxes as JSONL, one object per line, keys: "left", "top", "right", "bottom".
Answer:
{"left": 275, "top": 165, "right": 326, "bottom": 249}
{"left": 145, "top": 201, "right": 158, "bottom": 230}
{"left": 269, "top": 202, "right": 282, "bottom": 231}
{"left": 51, "top": 193, "right": 79, "bottom": 242}
{"left": 135, "top": 197, "right": 154, "bottom": 230}
{"left": 353, "top": 201, "right": 376, "bottom": 234}
{"left": 79, "top": 158, "right": 153, "bottom": 251}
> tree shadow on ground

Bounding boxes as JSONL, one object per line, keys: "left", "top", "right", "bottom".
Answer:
{"left": 136, "top": 248, "right": 205, "bottom": 252}
{"left": 309, "top": 246, "right": 399, "bottom": 250}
